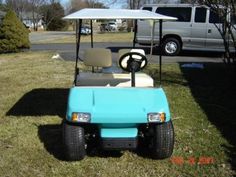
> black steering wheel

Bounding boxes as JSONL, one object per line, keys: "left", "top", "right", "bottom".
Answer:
{"left": 119, "top": 52, "right": 148, "bottom": 72}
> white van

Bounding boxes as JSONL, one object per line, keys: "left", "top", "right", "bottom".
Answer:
{"left": 136, "top": 4, "right": 236, "bottom": 55}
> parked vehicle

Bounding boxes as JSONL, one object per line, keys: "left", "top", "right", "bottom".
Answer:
{"left": 81, "top": 25, "right": 91, "bottom": 35}
{"left": 63, "top": 8, "right": 176, "bottom": 161}
{"left": 100, "top": 23, "right": 107, "bottom": 32}
{"left": 107, "top": 22, "right": 118, "bottom": 31}
{"left": 100, "top": 22, "right": 118, "bottom": 32}
{"left": 136, "top": 4, "right": 236, "bottom": 55}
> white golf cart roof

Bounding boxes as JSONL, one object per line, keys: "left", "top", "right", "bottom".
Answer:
{"left": 63, "top": 8, "right": 176, "bottom": 21}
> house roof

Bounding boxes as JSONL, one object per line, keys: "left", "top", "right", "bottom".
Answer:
{"left": 63, "top": 8, "right": 177, "bottom": 21}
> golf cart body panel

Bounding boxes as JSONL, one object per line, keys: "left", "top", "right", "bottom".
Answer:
{"left": 66, "top": 87, "right": 170, "bottom": 124}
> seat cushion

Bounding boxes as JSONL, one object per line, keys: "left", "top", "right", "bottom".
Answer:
{"left": 76, "top": 72, "right": 154, "bottom": 87}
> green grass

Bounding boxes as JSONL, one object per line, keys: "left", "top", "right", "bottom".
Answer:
{"left": 0, "top": 52, "right": 235, "bottom": 177}
{"left": 34, "top": 32, "right": 133, "bottom": 44}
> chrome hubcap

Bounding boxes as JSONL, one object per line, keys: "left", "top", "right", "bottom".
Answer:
{"left": 165, "top": 41, "right": 177, "bottom": 54}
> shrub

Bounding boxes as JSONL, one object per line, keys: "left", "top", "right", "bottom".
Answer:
{"left": 0, "top": 10, "right": 30, "bottom": 53}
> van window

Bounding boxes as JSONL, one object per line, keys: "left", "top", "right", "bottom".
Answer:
{"left": 209, "top": 10, "right": 223, "bottom": 24}
{"left": 195, "top": 7, "right": 207, "bottom": 23}
{"left": 142, "top": 7, "right": 152, "bottom": 12}
{"left": 156, "top": 7, "right": 191, "bottom": 22}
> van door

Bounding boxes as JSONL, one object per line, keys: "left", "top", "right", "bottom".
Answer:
{"left": 206, "top": 9, "right": 224, "bottom": 50}
{"left": 190, "top": 7, "right": 207, "bottom": 48}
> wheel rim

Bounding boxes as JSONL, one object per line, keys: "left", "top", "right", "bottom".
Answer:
{"left": 165, "top": 41, "right": 177, "bottom": 54}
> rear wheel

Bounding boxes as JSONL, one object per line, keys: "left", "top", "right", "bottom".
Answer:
{"left": 162, "top": 38, "right": 181, "bottom": 56}
{"left": 62, "top": 120, "right": 86, "bottom": 161}
{"left": 151, "top": 121, "right": 174, "bottom": 159}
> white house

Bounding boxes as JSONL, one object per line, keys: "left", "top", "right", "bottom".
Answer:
{"left": 21, "top": 12, "right": 44, "bottom": 30}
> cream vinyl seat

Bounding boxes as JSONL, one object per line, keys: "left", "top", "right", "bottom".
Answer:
{"left": 76, "top": 48, "right": 154, "bottom": 87}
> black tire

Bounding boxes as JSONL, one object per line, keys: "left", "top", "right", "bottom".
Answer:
{"left": 151, "top": 121, "right": 174, "bottom": 159}
{"left": 162, "top": 38, "right": 181, "bottom": 56}
{"left": 62, "top": 120, "right": 86, "bottom": 161}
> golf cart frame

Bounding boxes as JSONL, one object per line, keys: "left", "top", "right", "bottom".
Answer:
{"left": 74, "top": 12, "right": 166, "bottom": 86}
{"left": 63, "top": 8, "right": 176, "bottom": 161}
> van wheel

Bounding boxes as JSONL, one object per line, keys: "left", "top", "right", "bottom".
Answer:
{"left": 162, "top": 38, "right": 181, "bottom": 56}
{"left": 151, "top": 121, "right": 174, "bottom": 159}
{"left": 62, "top": 120, "right": 86, "bottom": 161}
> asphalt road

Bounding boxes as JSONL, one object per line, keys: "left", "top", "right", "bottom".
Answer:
{"left": 31, "top": 42, "right": 224, "bottom": 64}
{"left": 30, "top": 31, "right": 224, "bottom": 63}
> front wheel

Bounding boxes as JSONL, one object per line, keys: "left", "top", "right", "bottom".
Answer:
{"left": 162, "top": 38, "right": 181, "bottom": 56}
{"left": 62, "top": 120, "right": 86, "bottom": 161}
{"left": 151, "top": 121, "right": 174, "bottom": 159}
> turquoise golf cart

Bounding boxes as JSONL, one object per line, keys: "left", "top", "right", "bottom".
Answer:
{"left": 63, "top": 8, "right": 176, "bottom": 160}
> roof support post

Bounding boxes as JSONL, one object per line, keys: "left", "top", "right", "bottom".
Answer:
{"left": 76, "top": 19, "right": 82, "bottom": 61}
{"left": 159, "top": 19, "right": 163, "bottom": 86}
{"left": 90, "top": 20, "right": 93, "bottom": 48}
{"left": 133, "top": 20, "right": 137, "bottom": 48}
{"left": 150, "top": 20, "right": 155, "bottom": 57}
{"left": 90, "top": 20, "right": 95, "bottom": 72}
{"left": 74, "top": 19, "right": 82, "bottom": 85}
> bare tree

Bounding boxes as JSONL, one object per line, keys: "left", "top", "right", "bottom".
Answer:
{"left": 85, "top": 0, "right": 107, "bottom": 8}
{"left": 127, "top": 0, "right": 144, "bottom": 9}
{"left": 6, "top": 0, "right": 46, "bottom": 30}
{"left": 126, "top": 0, "right": 170, "bottom": 9}
{"left": 40, "top": 2, "right": 66, "bottom": 30}
{"left": 48, "top": 0, "right": 60, "bottom": 3}
{"left": 69, "top": 0, "right": 110, "bottom": 13}
{"left": 198, "top": 0, "right": 236, "bottom": 65}
{"left": 69, "top": 0, "right": 87, "bottom": 12}
{"left": 5, "top": 0, "right": 63, "bottom": 31}
{"left": 103, "top": 0, "right": 119, "bottom": 7}
{"left": 27, "top": 0, "right": 46, "bottom": 30}
{"left": 5, "top": 0, "right": 29, "bottom": 19}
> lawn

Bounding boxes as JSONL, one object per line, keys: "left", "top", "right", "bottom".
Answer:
{"left": 33, "top": 32, "right": 133, "bottom": 44}
{"left": 0, "top": 52, "right": 235, "bottom": 177}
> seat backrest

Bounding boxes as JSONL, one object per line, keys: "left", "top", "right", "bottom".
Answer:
{"left": 84, "top": 48, "right": 112, "bottom": 67}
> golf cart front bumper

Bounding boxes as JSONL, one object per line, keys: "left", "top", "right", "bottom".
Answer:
{"left": 102, "top": 138, "right": 138, "bottom": 150}
{"left": 100, "top": 127, "right": 138, "bottom": 149}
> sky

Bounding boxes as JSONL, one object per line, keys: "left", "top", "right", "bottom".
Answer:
{"left": 60, "top": 0, "right": 125, "bottom": 9}
{"left": 60, "top": 0, "right": 180, "bottom": 9}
